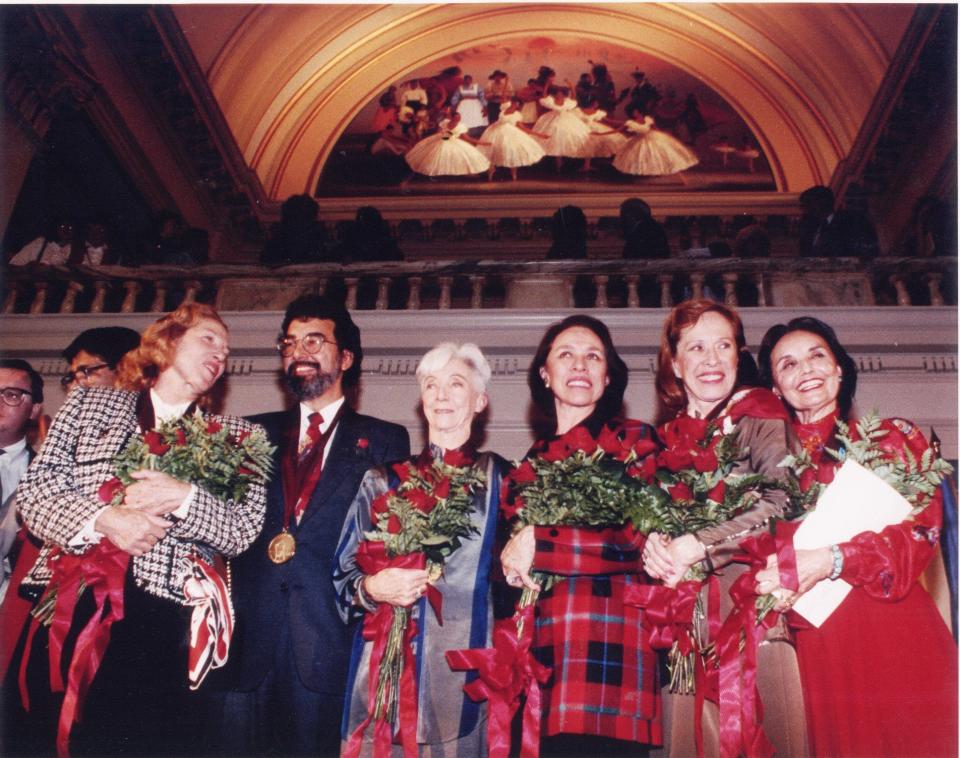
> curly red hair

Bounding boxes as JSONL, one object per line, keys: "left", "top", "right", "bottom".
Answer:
{"left": 116, "top": 303, "right": 227, "bottom": 392}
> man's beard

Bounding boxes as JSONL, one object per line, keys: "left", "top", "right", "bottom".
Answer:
{"left": 283, "top": 361, "right": 340, "bottom": 402}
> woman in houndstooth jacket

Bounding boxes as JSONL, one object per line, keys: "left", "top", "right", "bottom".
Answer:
{"left": 5, "top": 303, "right": 267, "bottom": 756}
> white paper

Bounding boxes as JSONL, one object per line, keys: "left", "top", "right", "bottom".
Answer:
{"left": 790, "top": 459, "right": 912, "bottom": 627}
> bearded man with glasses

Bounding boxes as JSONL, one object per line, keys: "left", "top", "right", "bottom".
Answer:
{"left": 214, "top": 294, "right": 409, "bottom": 757}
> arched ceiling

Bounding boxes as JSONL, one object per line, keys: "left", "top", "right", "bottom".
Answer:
{"left": 174, "top": 3, "right": 914, "bottom": 200}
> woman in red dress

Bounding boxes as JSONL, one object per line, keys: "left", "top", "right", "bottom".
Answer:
{"left": 756, "top": 316, "right": 958, "bottom": 758}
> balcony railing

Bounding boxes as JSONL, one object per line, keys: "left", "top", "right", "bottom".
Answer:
{"left": 2, "top": 257, "right": 954, "bottom": 314}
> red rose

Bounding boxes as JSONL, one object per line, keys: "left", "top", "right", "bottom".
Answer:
{"left": 509, "top": 460, "right": 537, "bottom": 485}
{"left": 98, "top": 477, "right": 125, "bottom": 504}
{"left": 372, "top": 493, "right": 390, "bottom": 515}
{"left": 443, "top": 449, "right": 470, "bottom": 468}
{"left": 566, "top": 426, "right": 598, "bottom": 456}
{"left": 798, "top": 467, "right": 816, "bottom": 492}
{"left": 406, "top": 488, "right": 437, "bottom": 513}
{"left": 175, "top": 428, "right": 188, "bottom": 446}
{"left": 541, "top": 436, "right": 571, "bottom": 463}
{"left": 597, "top": 425, "right": 624, "bottom": 456}
{"left": 668, "top": 482, "right": 694, "bottom": 501}
{"left": 631, "top": 439, "right": 658, "bottom": 460}
{"left": 659, "top": 448, "right": 694, "bottom": 471}
{"left": 693, "top": 448, "right": 718, "bottom": 473}
{"left": 357, "top": 438, "right": 369, "bottom": 450}
{"left": 816, "top": 463, "right": 836, "bottom": 485}
{"left": 500, "top": 493, "right": 525, "bottom": 521}
{"left": 433, "top": 478, "right": 451, "bottom": 499}
{"left": 238, "top": 466, "right": 254, "bottom": 476}
{"left": 627, "top": 456, "right": 658, "bottom": 483}
{"left": 707, "top": 480, "right": 726, "bottom": 503}
{"left": 206, "top": 420, "right": 222, "bottom": 434}
{"left": 392, "top": 462, "right": 412, "bottom": 482}
{"left": 144, "top": 430, "right": 170, "bottom": 456}
{"left": 387, "top": 514, "right": 402, "bottom": 534}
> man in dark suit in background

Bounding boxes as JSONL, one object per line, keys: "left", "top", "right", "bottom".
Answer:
{"left": 798, "top": 185, "right": 880, "bottom": 258}
{"left": 220, "top": 295, "right": 409, "bottom": 756}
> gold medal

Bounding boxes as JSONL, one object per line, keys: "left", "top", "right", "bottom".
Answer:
{"left": 267, "top": 530, "right": 296, "bottom": 564}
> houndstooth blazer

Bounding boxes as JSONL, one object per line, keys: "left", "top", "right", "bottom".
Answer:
{"left": 18, "top": 386, "right": 267, "bottom": 604}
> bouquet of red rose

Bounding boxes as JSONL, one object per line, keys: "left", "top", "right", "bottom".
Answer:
{"left": 632, "top": 413, "right": 782, "bottom": 695}
{"left": 501, "top": 424, "right": 668, "bottom": 634}
{"left": 25, "top": 414, "right": 273, "bottom": 757}
{"left": 447, "top": 424, "right": 665, "bottom": 758}
{"left": 344, "top": 449, "right": 486, "bottom": 758}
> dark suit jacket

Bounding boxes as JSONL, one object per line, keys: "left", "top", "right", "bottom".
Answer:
{"left": 227, "top": 406, "right": 409, "bottom": 694}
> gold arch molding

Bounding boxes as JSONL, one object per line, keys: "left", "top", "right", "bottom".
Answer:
{"left": 199, "top": 4, "right": 908, "bottom": 199}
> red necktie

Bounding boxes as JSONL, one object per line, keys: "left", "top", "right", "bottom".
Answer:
{"left": 300, "top": 412, "right": 323, "bottom": 461}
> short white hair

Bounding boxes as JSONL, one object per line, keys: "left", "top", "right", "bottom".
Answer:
{"left": 416, "top": 342, "right": 491, "bottom": 393}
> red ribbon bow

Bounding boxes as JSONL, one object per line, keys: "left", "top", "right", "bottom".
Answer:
{"left": 20, "top": 542, "right": 131, "bottom": 758}
{"left": 343, "top": 544, "right": 444, "bottom": 758}
{"left": 445, "top": 605, "right": 551, "bottom": 758}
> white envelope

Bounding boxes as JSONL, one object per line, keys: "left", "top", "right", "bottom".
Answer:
{"left": 790, "top": 459, "right": 912, "bottom": 627}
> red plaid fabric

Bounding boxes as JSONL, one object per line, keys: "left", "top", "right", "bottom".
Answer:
{"left": 532, "top": 569, "right": 660, "bottom": 744}
{"left": 521, "top": 420, "right": 662, "bottom": 745}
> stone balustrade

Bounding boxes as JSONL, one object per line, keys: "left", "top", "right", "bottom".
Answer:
{"left": 2, "top": 256, "right": 954, "bottom": 315}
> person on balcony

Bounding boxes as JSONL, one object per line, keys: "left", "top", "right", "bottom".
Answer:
{"left": 798, "top": 185, "right": 880, "bottom": 258}
{"left": 261, "top": 194, "right": 330, "bottom": 265}
{"left": 8, "top": 219, "right": 80, "bottom": 266}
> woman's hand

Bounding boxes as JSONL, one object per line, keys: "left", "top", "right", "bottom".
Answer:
{"left": 95, "top": 507, "right": 171, "bottom": 556}
{"left": 643, "top": 533, "right": 705, "bottom": 587}
{"left": 755, "top": 548, "right": 834, "bottom": 611}
{"left": 122, "top": 470, "right": 192, "bottom": 516}
{"left": 501, "top": 524, "right": 540, "bottom": 591}
{"left": 642, "top": 531, "right": 673, "bottom": 581}
{"left": 364, "top": 567, "right": 431, "bottom": 607}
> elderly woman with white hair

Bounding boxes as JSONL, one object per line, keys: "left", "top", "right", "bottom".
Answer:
{"left": 334, "top": 342, "right": 508, "bottom": 757}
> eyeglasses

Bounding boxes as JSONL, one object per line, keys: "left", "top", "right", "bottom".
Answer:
{"left": 0, "top": 387, "right": 33, "bottom": 406}
{"left": 276, "top": 334, "right": 338, "bottom": 357}
{"left": 60, "top": 363, "right": 110, "bottom": 389}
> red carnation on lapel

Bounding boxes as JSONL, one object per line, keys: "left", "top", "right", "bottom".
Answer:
{"left": 357, "top": 438, "right": 369, "bottom": 450}
{"left": 144, "top": 430, "right": 170, "bottom": 455}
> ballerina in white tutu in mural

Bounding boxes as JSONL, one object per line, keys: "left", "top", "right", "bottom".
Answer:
{"left": 478, "top": 98, "right": 548, "bottom": 181}
{"left": 404, "top": 112, "right": 491, "bottom": 178}
{"left": 576, "top": 98, "right": 627, "bottom": 171}
{"left": 533, "top": 86, "right": 590, "bottom": 171}
{"left": 610, "top": 107, "right": 699, "bottom": 177}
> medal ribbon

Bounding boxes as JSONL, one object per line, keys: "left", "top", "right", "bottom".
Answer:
{"left": 280, "top": 405, "right": 344, "bottom": 530}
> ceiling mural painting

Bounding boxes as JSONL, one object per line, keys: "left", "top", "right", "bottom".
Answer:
{"left": 318, "top": 35, "right": 776, "bottom": 196}
{"left": 175, "top": 4, "right": 913, "bottom": 200}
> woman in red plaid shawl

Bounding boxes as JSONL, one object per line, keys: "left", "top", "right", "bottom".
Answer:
{"left": 642, "top": 300, "right": 807, "bottom": 757}
{"left": 501, "top": 315, "right": 662, "bottom": 756}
